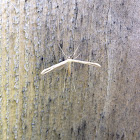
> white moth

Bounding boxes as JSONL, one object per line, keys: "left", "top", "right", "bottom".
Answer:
{"left": 41, "top": 45, "right": 101, "bottom": 75}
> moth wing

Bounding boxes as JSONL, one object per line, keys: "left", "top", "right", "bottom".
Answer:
{"left": 41, "top": 60, "right": 68, "bottom": 75}
{"left": 71, "top": 59, "right": 101, "bottom": 67}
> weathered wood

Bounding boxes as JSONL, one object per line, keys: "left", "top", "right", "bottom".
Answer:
{"left": 0, "top": 0, "right": 139, "bottom": 140}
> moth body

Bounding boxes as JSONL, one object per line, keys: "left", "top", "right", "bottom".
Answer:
{"left": 41, "top": 46, "right": 101, "bottom": 75}
{"left": 67, "top": 60, "right": 72, "bottom": 76}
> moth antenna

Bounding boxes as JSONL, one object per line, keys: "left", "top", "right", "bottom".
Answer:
{"left": 74, "top": 53, "right": 81, "bottom": 60}
{"left": 58, "top": 43, "right": 68, "bottom": 58}
{"left": 72, "top": 43, "right": 81, "bottom": 58}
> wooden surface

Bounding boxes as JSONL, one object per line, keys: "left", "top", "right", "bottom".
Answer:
{"left": 0, "top": 0, "right": 139, "bottom": 140}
